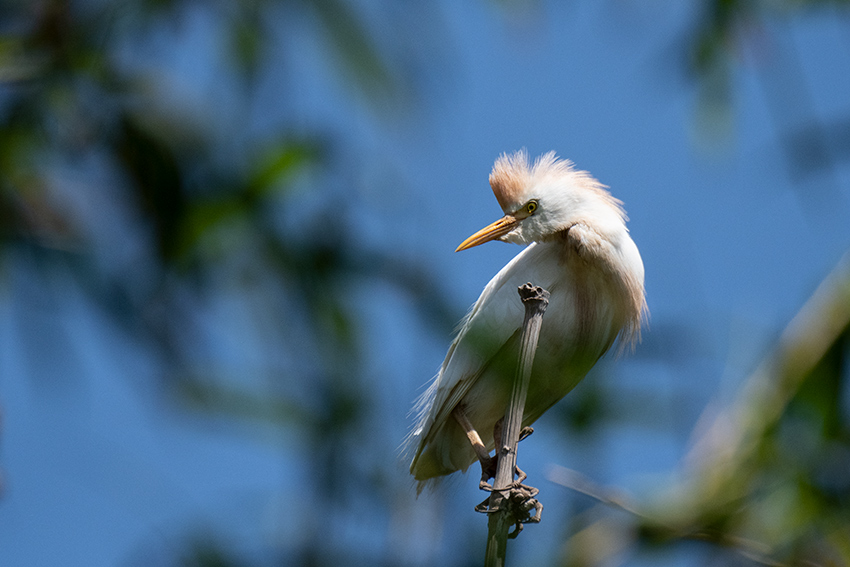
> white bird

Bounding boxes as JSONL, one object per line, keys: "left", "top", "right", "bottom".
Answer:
{"left": 408, "top": 150, "right": 647, "bottom": 488}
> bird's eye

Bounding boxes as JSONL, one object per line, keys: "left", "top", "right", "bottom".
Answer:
{"left": 525, "top": 200, "right": 538, "bottom": 214}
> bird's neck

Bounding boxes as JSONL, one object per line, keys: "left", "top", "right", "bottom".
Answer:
{"left": 551, "top": 224, "right": 646, "bottom": 348}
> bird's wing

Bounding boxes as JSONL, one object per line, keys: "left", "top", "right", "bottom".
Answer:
{"left": 410, "top": 242, "right": 562, "bottom": 461}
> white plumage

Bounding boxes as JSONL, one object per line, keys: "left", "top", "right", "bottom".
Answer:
{"left": 408, "top": 151, "right": 647, "bottom": 488}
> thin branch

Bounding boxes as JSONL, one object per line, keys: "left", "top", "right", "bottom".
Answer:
{"left": 546, "top": 465, "right": 793, "bottom": 567}
{"left": 546, "top": 465, "right": 642, "bottom": 518}
{"left": 484, "top": 283, "right": 549, "bottom": 567}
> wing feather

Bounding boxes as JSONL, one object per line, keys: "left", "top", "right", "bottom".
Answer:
{"left": 408, "top": 242, "right": 564, "bottom": 472}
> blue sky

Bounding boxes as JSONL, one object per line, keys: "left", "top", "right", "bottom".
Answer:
{"left": 2, "top": 2, "right": 850, "bottom": 566}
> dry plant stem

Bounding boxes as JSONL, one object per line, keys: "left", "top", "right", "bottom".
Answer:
{"left": 485, "top": 283, "right": 549, "bottom": 567}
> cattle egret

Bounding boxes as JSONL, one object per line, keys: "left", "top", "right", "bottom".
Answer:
{"left": 408, "top": 150, "right": 647, "bottom": 488}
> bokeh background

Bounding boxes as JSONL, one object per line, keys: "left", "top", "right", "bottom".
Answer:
{"left": 2, "top": 1, "right": 850, "bottom": 565}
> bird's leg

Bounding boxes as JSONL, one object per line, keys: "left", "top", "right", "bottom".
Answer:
{"left": 514, "top": 465, "right": 528, "bottom": 486}
{"left": 452, "top": 406, "right": 497, "bottom": 490}
{"left": 490, "top": 417, "right": 543, "bottom": 529}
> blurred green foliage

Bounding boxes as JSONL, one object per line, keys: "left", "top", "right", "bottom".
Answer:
{"left": 557, "top": 257, "right": 850, "bottom": 566}
{"left": 0, "top": 0, "right": 450, "bottom": 564}
{"left": 2, "top": 0, "right": 850, "bottom": 566}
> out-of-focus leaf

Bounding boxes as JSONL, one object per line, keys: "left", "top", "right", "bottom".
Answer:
{"left": 304, "top": 0, "right": 396, "bottom": 99}
{"left": 115, "top": 113, "right": 187, "bottom": 261}
{"left": 177, "top": 376, "right": 316, "bottom": 428}
{"left": 788, "top": 326, "right": 848, "bottom": 440}
{"left": 0, "top": 35, "right": 46, "bottom": 82}
{"left": 173, "top": 193, "right": 250, "bottom": 263}
{"left": 247, "top": 138, "right": 322, "bottom": 198}
{"left": 179, "top": 537, "right": 246, "bottom": 567}
{"left": 786, "top": 118, "right": 850, "bottom": 178}
{"left": 228, "top": 7, "right": 266, "bottom": 79}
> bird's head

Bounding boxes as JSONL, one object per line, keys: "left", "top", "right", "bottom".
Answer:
{"left": 456, "top": 150, "right": 627, "bottom": 251}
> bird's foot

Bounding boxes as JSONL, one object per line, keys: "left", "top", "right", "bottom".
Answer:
{"left": 506, "top": 482, "right": 543, "bottom": 537}
{"left": 474, "top": 478, "right": 543, "bottom": 534}
{"left": 474, "top": 496, "right": 494, "bottom": 514}
{"left": 514, "top": 464, "right": 529, "bottom": 486}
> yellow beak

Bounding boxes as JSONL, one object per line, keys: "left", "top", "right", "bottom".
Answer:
{"left": 455, "top": 215, "right": 518, "bottom": 252}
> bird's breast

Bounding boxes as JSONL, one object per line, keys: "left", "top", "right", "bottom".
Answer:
{"left": 543, "top": 243, "right": 627, "bottom": 357}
